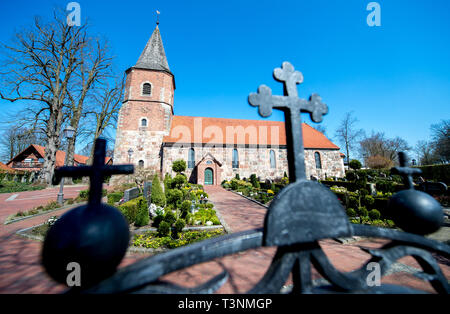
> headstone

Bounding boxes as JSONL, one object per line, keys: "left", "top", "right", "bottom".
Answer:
{"left": 123, "top": 187, "right": 139, "bottom": 203}
{"left": 369, "top": 183, "right": 377, "bottom": 196}
{"left": 143, "top": 181, "right": 152, "bottom": 201}
{"left": 419, "top": 181, "right": 447, "bottom": 196}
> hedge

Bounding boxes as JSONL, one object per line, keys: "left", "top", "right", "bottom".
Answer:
{"left": 414, "top": 164, "right": 450, "bottom": 185}
{"left": 107, "top": 192, "right": 123, "bottom": 205}
{"left": 119, "top": 196, "right": 145, "bottom": 224}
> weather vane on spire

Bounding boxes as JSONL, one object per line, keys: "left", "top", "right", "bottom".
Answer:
{"left": 156, "top": 10, "right": 160, "bottom": 25}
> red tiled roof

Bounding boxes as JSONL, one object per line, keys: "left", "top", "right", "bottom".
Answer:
{"left": 163, "top": 115, "right": 340, "bottom": 149}
{"left": 30, "top": 145, "right": 89, "bottom": 167}
{"left": 0, "top": 161, "right": 16, "bottom": 173}
{"left": 7, "top": 144, "right": 111, "bottom": 167}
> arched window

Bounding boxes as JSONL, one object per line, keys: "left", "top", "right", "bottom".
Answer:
{"left": 142, "top": 82, "right": 152, "bottom": 96}
{"left": 270, "top": 150, "right": 276, "bottom": 169}
{"left": 138, "top": 160, "right": 144, "bottom": 168}
{"left": 232, "top": 148, "right": 239, "bottom": 168}
{"left": 188, "top": 148, "right": 195, "bottom": 168}
{"left": 141, "top": 118, "right": 147, "bottom": 127}
{"left": 314, "top": 152, "right": 322, "bottom": 169}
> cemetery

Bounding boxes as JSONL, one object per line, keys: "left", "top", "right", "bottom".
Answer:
{"left": 15, "top": 158, "right": 225, "bottom": 252}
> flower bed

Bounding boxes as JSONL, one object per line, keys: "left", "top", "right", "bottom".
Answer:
{"left": 132, "top": 229, "right": 225, "bottom": 250}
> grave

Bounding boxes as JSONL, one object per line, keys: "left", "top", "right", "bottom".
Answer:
{"left": 419, "top": 181, "right": 448, "bottom": 196}
{"left": 143, "top": 181, "right": 152, "bottom": 201}
{"left": 123, "top": 187, "right": 139, "bottom": 203}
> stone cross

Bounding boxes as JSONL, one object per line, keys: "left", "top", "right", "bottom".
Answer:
{"left": 53, "top": 138, "right": 134, "bottom": 207}
{"left": 391, "top": 152, "right": 421, "bottom": 189}
{"left": 248, "top": 62, "right": 328, "bottom": 182}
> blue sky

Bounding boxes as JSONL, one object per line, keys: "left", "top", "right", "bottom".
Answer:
{"left": 0, "top": 0, "right": 449, "bottom": 157}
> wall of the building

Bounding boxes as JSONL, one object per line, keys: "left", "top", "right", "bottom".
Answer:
{"left": 161, "top": 145, "right": 344, "bottom": 182}
{"left": 304, "top": 149, "right": 345, "bottom": 180}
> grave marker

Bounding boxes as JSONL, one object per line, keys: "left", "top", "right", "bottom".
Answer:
{"left": 123, "top": 187, "right": 139, "bottom": 203}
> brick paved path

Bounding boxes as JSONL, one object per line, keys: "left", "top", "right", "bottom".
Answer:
{"left": 0, "top": 185, "right": 448, "bottom": 293}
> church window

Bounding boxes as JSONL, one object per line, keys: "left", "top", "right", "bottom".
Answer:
{"left": 270, "top": 150, "right": 276, "bottom": 169}
{"left": 142, "top": 82, "right": 152, "bottom": 96}
{"left": 138, "top": 160, "right": 144, "bottom": 168}
{"left": 315, "top": 152, "right": 322, "bottom": 169}
{"left": 232, "top": 149, "right": 239, "bottom": 168}
{"left": 188, "top": 148, "right": 195, "bottom": 168}
{"left": 141, "top": 118, "right": 147, "bottom": 127}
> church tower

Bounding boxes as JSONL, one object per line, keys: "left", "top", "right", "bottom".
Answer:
{"left": 113, "top": 24, "right": 175, "bottom": 175}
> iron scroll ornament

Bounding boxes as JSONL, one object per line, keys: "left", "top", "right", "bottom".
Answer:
{"left": 43, "top": 62, "right": 449, "bottom": 294}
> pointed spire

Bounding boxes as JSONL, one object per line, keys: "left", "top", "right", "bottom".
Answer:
{"left": 135, "top": 25, "right": 170, "bottom": 72}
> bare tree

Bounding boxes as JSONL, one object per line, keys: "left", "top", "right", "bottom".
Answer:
{"left": 334, "top": 112, "right": 364, "bottom": 164}
{"left": 359, "top": 131, "right": 411, "bottom": 167}
{"left": 64, "top": 36, "right": 113, "bottom": 170}
{"left": 0, "top": 12, "right": 88, "bottom": 184}
{"left": 83, "top": 76, "right": 124, "bottom": 163}
{"left": 430, "top": 119, "right": 450, "bottom": 163}
{"left": 0, "top": 125, "right": 45, "bottom": 162}
{"left": 415, "top": 140, "right": 439, "bottom": 166}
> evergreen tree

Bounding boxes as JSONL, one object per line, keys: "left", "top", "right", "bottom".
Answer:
{"left": 151, "top": 174, "right": 166, "bottom": 207}
{"left": 135, "top": 198, "right": 150, "bottom": 227}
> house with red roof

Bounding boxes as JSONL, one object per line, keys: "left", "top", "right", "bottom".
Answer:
{"left": 6, "top": 144, "right": 112, "bottom": 172}
{"left": 112, "top": 25, "right": 345, "bottom": 185}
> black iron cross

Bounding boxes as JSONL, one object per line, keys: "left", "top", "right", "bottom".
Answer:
{"left": 391, "top": 152, "right": 421, "bottom": 189}
{"left": 53, "top": 138, "right": 134, "bottom": 207}
{"left": 248, "top": 62, "right": 328, "bottom": 182}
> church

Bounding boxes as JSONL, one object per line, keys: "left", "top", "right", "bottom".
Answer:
{"left": 112, "top": 24, "right": 345, "bottom": 186}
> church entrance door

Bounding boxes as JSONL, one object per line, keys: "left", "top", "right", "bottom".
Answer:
{"left": 204, "top": 168, "right": 213, "bottom": 185}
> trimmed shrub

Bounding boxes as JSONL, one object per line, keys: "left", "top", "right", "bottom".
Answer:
{"left": 185, "top": 213, "right": 192, "bottom": 225}
{"left": 134, "top": 198, "right": 150, "bottom": 227}
{"left": 250, "top": 174, "right": 260, "bottom": 188}
{"left": 157, "top": 221, "right": 171, "bottom": 237}
{"left": 362, "top": 195, "right": 375, "bottom": 207}
{"left": 180, "top": 200, "right": 191, "bottom": 218}
{"left": 151, "top": 175, "right": 166, "bottom": 207}
{"left": 167, "top": 189, "right": 183, "bottom": 207}
{"left": 357, "top": 206, "right": 368, "bottom": 217}
{"left": 348, "top": 196, "right": 359, "bottom": 209}
{"left": 346, "top": 208, "right": 357, "bottom": 217}
{"left": 153, "top": 215, "right": 164, "bottom": 228}
{"left": 345, "top": 171, "right": 357, "bottom": 182}
{"left": 174, "top": 219, "right": 186, "bottom": 237}
{"left": 164, "top": 173, "right": 172, "bottom": 197}
{"left": 235, "top": 173, "right": 240, "bottom": 180}
{"left": 119, "top": 197, "right": 143, "bottom": 224}
{"left": 205, "top": 203, "right": 214, "bottom": 209}
{"left": 107, "top": 192, "right": 123, "bottom": 205}
{"left": 79, "top": 189, "right": 89, "bottom": 199}
{"left": 369, "top": 209, "right": 381, "bottom": 220}
{"left": 349, "top": 159, "right": 362, "bottom": 170}
{"left": 210, "top": 217, "right": 221, "bottom": 225}
{"left": 360, "top": 189, "right": 369, "bottom": 197}
{"left": 163, "top": 211, "right": 177, "bottom": 226}
{"left": 171, "top": 174, "right": 187, "bottom": 189}
{"left": 172, "top": 160, "right": 187, "bottom": 174}
{"left": 376, "top": 180, "right": 395, "bottom": 193}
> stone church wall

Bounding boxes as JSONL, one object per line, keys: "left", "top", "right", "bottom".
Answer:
{"left": 161, "top": 145, "right": 344, "bottom": 183}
